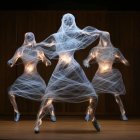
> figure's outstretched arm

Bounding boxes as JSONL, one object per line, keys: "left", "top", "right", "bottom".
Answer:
{"left": 77, "top": 27, "right": 100, "bottom": 50}
{"left": 7, "top": 48, "right": 23, "bottom": 67}
{"left": 82, "top": 26, "right": 102, "bottom": 36}
{"left": 37, "top": 50, "right": 51, "bottom": 67}
{"left": 76, "top": 27, "right": 106, "bottom": 51}
{"left": 36, "top": 35, "right": 57, "bottom": 59}
{"left": 115, "top": 49, "right": 129, "bottom": 66}
{"left": 83, "top": 49, "right": 96, "bottom": 68}
{"left": 36, "top": 35, "right": 56, "bottom": 48}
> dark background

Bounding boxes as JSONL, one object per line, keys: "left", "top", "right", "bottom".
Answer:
{"left": 0, "top": 0, "right": 140, "bottom": 118}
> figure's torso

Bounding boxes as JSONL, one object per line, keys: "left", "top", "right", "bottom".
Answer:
{"left": 20, "top": 47, "right": 40, "bottom": 74}
{"left": 94, "top": 47, "right": 116, "bottom": 73}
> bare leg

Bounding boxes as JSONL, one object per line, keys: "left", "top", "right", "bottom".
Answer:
{"left": 89, "top": 96, "right": 101, "bottom": 132}
{"left": 85, "top": 98, "right": 93, "bottom": 121}
{"left": 8, "top": 93, "right": 20, "bottom": 122}
{"left": 114, "top": 94, "right": 128, "bottom": 121}
{"left": 34, "top": 99, "right": 53, "bottom": 133}
{"left": 48, "top": 103, "right": 56, "bottom": 122}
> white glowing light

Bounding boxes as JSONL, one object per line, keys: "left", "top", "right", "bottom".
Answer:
{"left": 25, "top": 64, "right": 34, "bottom": 73}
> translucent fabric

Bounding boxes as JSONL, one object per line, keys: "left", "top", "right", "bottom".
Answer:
{"left": 8, "top": 32, "right": 51, "bottom": 101}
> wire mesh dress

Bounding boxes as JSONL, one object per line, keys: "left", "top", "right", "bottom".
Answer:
{"left": 40, "top": 13, "right": 100, "bottom": 103}
{"left": 8, "top": 32, "right": 51, "bottom": 101}
{"left": 83, "top": 31, "right": 129, "bottom": 121}
{"left": 7, "top": 32, "right": 55, "bottom": 122}
{"left": 34, "top": 13, "right": 101, "bottom": 133}
{"left": 84, "top": 31, "right": 128, "bottom": 95}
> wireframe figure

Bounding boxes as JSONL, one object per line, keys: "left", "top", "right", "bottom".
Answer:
{"left": 7, "top": 32, "right": 56, "bottom": 122}
{"left": 34, "top": 13, "right": 101, "bottom": 133}
{"left": 83, "top": 31, "right": 129, "bottom": 121}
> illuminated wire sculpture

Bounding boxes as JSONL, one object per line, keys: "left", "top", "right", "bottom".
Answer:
{"left": 34, "top": 13, "right": 101, "bottom": 133}
{"left": 8, "top": 32, "right": 56, "bottom": 122}
{"left": 83, "top": 31, "right": 129, "bottom": 121}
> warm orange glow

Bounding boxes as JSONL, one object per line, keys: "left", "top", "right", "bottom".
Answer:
{"left": 60, "top": 54, "right": 72, "bottom": 64}
{"left": 25, "top": 64, "right": 34, "bottom": 73}
{"left": 115, "top": 54, "right": 120, "bottom": 58}
{"left": 38, "top": 51, "right": 44, "bottom": 61}
{"left": 47, "top": 99, "right": 53, "bottom": 106}
{"left": 87, "top": 107, "right": 93, "bottom": 115}
{"left": 89, "top": 98, "right": 93, "bottom": 103}
{"left": 99, "top": 63, "right": 111, "bottom": 73}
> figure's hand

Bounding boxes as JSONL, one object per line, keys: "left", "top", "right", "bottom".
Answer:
{"left": 83, "top": 59, "right": 90, "bottom": 68}
{"left": 122, "top": 60, "right": 129, "bottom": 66}
{"left": 46, "top": 60, "right": 51, "bottom": 66}
{"left": 7, "top": 60, "right": 13, "bottom": 67}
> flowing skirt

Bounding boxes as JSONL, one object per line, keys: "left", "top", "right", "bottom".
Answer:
{"left": 9, "top": 73, "right": 46, "bottom": 101}
{"left": 92, "top": 69, "right": 126, "bottom": 95}
{"left": 44, "top": 59, "right": 97, "bottom": 103}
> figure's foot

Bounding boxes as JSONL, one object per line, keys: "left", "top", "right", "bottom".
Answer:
{"left": 92, "top": 119, "right": 101, "bottom": 132}
{"left": 14, "top": 112, "right": 20, "bottom": 122}
{"left": 34, "top": 126, "right": 40, "bottom": 134}
{"left": 121, "top": 115, "right": 128, "bottom": 121}
{"left": 85, "top": 114, "right": 90, "bottom": 121}
{"left": 51, "top": 115, "right": 56, "bottom": 122}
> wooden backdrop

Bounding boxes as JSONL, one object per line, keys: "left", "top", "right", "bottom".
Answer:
{"left": 0, "top": 11, "right": 139, "bottom": 117}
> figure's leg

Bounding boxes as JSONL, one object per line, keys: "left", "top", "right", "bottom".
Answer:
{"left": 85, "top": 98, "right": 93, "bottom": 121}
{"left": 34, "top": 99, "right": 53, "bottom": 133}
{"left": 114, "top": 94, "right": 128, "bottom": 121}
{"left": 8, "top": 92, "right": 20, "bottom": 122}
{"left": 90, "top": 96, "right": 101, "bottom": 132}
{"left": 48, "top": 103, "right": 56, "bottom": 122}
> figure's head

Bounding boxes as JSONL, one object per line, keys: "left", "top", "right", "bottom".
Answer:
{"left": 99, "top": 31, "right": 111, "bottom": 47}
{"left": 23, "top": 32, "right": 36, "bottom": 46}
{"left": 58, "top": 13, "right": 80, "bottom": 33}
{"left": 25, "top": 32, "right": 35, "bottom": 43}
{"left": 62, "top": 13, "right": 75, "bottom": 27}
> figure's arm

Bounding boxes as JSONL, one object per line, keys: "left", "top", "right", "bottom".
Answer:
{"left": 74, "top": 28, "right": 108, "bottom": 51}
{"left": 83, "top": 48, "right": 96, "bottom": 68}
{"left": 82, "top": 26, "right": 102, "bottom": 36}
{"left": 36, "top": 35, "right": 56, "bottom": 48}
{"left": 7, "top": 48, "right": 23, "bottom": 67}
{"left": 37, "top": 49, "right": 51, "bottom": 67}
{"left": 76, "top": 27, "right": 104, "bottom": 50}
{"left": 36, "top": 35, "right": 57, "bottom": 59}
{"left": 115, "top": 48, "right": 129, "bottom": 66}
{"left": 36, "top": 41, "right": 55, "bottom": 48}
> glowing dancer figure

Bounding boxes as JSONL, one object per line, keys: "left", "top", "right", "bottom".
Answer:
{"left": 8, "top": 32, "right": 56, "bottom": 122}
{"left": 34, "top": 13, "right": 101, "bottom": 133}
{"left": 83, "top": 31, "right": 129, "bottom": 121}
